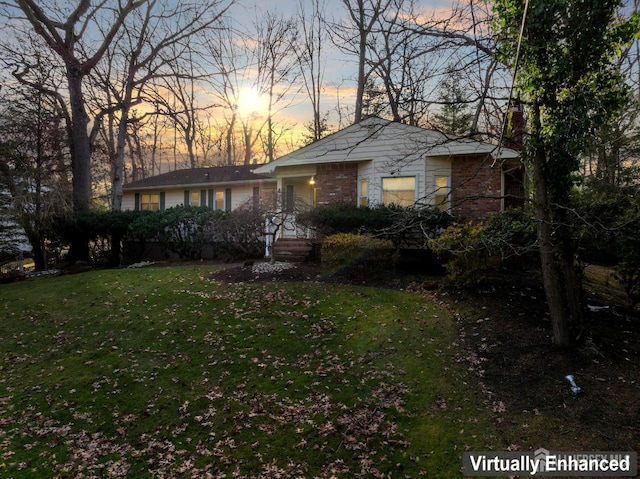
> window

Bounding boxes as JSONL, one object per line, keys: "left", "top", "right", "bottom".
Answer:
{"left": 359, "top": 180, "right": 368, "bottom": 207}
{"left": 215, "top": 191, "right": 224, "bottom": 210}
{"left": 141, "top": 193, "right": 160, "bottom": 211}
{"left": 184, "top": 190, "right": 200, "bottom": 207}
{"left": 382, "top": 177, "right": 415, "bottom": 207}
{"left": 434, "top": 176, "right": 450, "bottom": 211}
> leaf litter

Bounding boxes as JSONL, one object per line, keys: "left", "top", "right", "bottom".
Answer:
{"left": 0, "top": 266, "right": 494, "bottom": 478}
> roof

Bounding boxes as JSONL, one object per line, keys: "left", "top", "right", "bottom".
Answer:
{"left": 253, "top": 117, "right": 519, "bottom": 174}
{"left": 123, "top": 164, "right": 271, "bottom": 191}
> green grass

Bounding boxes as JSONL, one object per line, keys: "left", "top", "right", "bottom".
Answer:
{"left": 0, "top": 266, "right": 497, "bottom": 478}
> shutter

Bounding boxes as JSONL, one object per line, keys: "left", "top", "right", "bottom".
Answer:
{"left": 225, "top": 188, "right": 232, "bottom": 212}
{"left": 200, "top": 190, "right": 206, "bottom": 207}
{"left": 160, "top": 192, "right": 166, "bottom": 211}
{"left": 184, "top": 190, "right": 190, "bottom": 206}
{"left": 208, "top": 189, "right": 214, "bottom": 209}
{"left": 134, "top": 193, "right": 140, "bottom": 211}
{"left": 253, "top": 186, "right": 260, "bottom": 209}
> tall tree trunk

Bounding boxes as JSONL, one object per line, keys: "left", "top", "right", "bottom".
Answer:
{"left": 532, "top": 143, "right": 583, "bottom": 346}
{"left": 354, "top": 29, "right": 366, "bottom": 123}
{"left": 112, "top": 103, "right": 129, "bottom": 212}
{"left": 226, "top": 112, "right": 236, "bottom": 165}
{"left": 243, "top": 124, "right": 252, "bottom": 165}
{"left": 66, "top": 65, "right": 92, "bottom": 263}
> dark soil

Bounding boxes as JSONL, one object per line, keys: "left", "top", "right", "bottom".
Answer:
{"left": 444, "top": 269, "right": 640, "bottom": 456}
{"left": 212, "top": 261, "right": 640, "bottom": 459}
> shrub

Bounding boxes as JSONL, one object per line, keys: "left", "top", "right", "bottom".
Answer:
{"left": 429, "top": 210, "right": 539, "bottom": 288}
{"left": 571, "top": 180, "right": 640, "bottom": 308}
{"left": 429, "top": 222, "right": 488, "bottom": 288}
{"left": 615, "top": 257, "right": 640, "bottom": 310}
{"left": 126, "top": 204, "right": 265, "bottom": 263}
{"left": 321, "top": 233, "right": 397, "bottom": 281}
{"left": 204, "top": 203, "right": 265, "bottom": 262}
{"left": 51, "top": 209, "right": 145, "bottom": 267}
{"left": 124, "top": 210, "right": 164, "bottom": 263}
{"left": 611, "top": 204, "right": 640, "bottom": 309}
{"left": 156, "top": 205, "right": 221, "bottom": 260}
{"left": 297, "top": 203, "right": 393, "bottom": 235}
{"left": 481, "top": 208, "right": 538, "bottom": 266}
{"left": 298, "top": 203, "right": 454, "bottom": 248}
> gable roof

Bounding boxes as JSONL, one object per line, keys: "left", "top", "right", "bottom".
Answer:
{"left": 123, "top": 164, "right": 271, "bottom": 191}
{"left": 253, "top": 117, "right": 519, "bottom": 174}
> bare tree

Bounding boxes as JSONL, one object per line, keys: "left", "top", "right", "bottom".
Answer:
{"left": 329, "top": 0, "right": 508, "bottom": 135}
{"left": 364, "top": 0, "right": 439, "bottom": 125}
{"left": 150, "top": 50, "right": 207, "bottom": 170}
{"left": 0, "top": 58, "right": 72, "bottom": 271}
{"left": 203, "top": 21, "right": 246, "bottom": 165}
{"left": 331, "top": 0, "right": 394, "bottom": 124}
{"left": 252, "top": 11, "right": 300, "bottom": 163}
{"left": 0, "top": 0, "right": 155, "bottom": 260}
{"left": 89, "top": 0, "right": 232, "bottom": 211}
{"left": 294, "top": 0, "right": 329, "bottom": 142}
{"left": 412, "top": 1, "right": 508, "bottom": 137}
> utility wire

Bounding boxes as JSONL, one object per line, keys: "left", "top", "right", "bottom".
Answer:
{"left": 493, "top": 0, "right": 530, "bottom": 166}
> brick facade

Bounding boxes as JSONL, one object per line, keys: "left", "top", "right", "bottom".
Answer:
{"left": 315, "top": 163, "right": 358, "bottom": 206}
{"left": 450, "top": 154, "right": 502, "bottom": 221}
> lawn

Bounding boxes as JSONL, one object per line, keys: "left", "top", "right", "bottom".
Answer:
{"left": 0, "top": 265, "right": 497, "bottom": 478}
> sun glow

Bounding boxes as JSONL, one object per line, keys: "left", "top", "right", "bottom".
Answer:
{"left": 236, "top": 87, "right": 269, "bottom": 119}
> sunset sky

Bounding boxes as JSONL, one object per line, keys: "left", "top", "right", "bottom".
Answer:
{"left": 0, "top": 0, "right": 485, "bottom": 168}
{"left": 224, "top": 0, "right": 466, "bottom": 141}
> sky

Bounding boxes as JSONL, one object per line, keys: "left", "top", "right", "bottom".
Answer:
{"left": 223, "top": 0, "right": 463, "bottom": 139}
{"left": 0, "top": 0, "right": 490, "bottom": 165}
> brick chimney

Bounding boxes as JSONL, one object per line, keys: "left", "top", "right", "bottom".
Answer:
{"left": 504, "top": 99, "right": 525, "bottom": 151}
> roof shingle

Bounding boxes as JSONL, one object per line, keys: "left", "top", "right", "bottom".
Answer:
{"left": 123, "top": 164, "right": 270, "bottom": 190}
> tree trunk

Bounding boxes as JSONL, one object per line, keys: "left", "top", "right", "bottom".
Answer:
{"left": 354, "top": 30, "right": 366, "bottom": 123}
{"left": 66, "top": 65, "right": 92, "bottom": 263}
{"left": 112, "top": 103, "right": 129, "bottom": 212}
{"left": 226, "top": 112, "right": 236, "bottom": 165}
{"left": 109, "top": 230, "right": 122, "bottom": 267}
{"left": 23, "top": 222, "right": 47, "bottom": 271}
{"left": 532, "top": 146, "right": 583, "bottom": 346}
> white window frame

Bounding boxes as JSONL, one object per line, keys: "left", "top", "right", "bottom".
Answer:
{"left": 359, "top": 179, "right": 369, "bottom": 207}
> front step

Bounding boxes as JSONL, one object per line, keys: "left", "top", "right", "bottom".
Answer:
{"left": 272, "top": 238, "right": 313, "bottom": 262}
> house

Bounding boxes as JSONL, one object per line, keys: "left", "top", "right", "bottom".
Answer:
{"left": 122, "top": 164, "right": 277, "bottom": 212}
{"left": 252, "top": 117, "right": 524, "bottom": 226}
{"left": 122, "top": 117, "right": 524, "bottom": 261}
